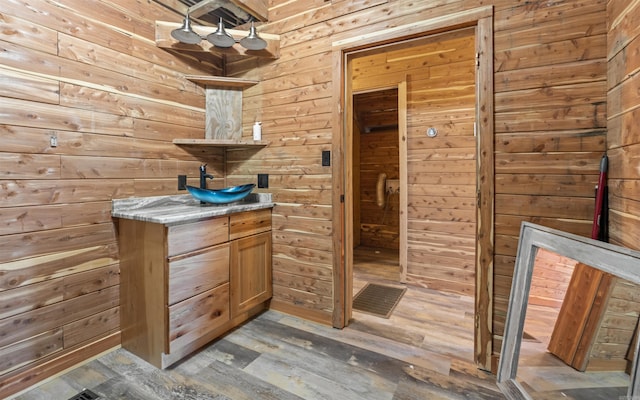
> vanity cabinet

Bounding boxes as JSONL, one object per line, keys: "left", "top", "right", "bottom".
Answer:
{"left": 118, "top": 208, "right": 272, "bottom": 369}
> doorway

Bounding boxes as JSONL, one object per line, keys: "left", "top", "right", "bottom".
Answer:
{"left": 346, "top": 26, "right": 478, "bottom": 310}
{"left": 352, "top": 88, "right": 401, "bottom": 283}
{"left": 330, "top": 7, "right": 495, "bottom": 369}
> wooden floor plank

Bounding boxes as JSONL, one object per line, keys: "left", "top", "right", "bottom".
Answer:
{"left": 13, "top": 248, "right": 507, "bottom": 400}
{"left": 276, "top": 314, "right": 453, "bottom": 375}
{"left": 180, "top": 356, "right": 304, "bottom": 400}
{"left": 245, "top": 352, "right": 395, "bottom": 400}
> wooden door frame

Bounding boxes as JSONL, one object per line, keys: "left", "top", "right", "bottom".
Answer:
{"left": 330, "top": 6, "right": 495, "bottom": 370}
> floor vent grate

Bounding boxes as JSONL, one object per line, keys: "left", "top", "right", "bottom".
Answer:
{"left": 352, "top": 283, "right": 406, "bottom": 318}
{"left": 68, "top": 388, "right": 100, "bottom": 400}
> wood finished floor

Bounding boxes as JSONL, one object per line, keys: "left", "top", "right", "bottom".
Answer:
{"left": 13, "top": 246, "right": 504, "bottom": 400}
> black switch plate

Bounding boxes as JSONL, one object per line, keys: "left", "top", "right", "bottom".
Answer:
{"left": 322, "top": 150, "right": 331, "bottom": 166}
{"left": 258, "top": 173, "right": 269, "bottom": 188}
{"left": 178, "top": 175, "right": 187, "bottom": 190}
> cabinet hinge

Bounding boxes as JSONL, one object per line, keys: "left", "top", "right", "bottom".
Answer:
{"left": 475, "top": 52, "right": 480, "bottom": 67}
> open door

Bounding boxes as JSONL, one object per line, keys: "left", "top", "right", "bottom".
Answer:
{"left": 343, "top": 81, "right": 407, "bottom": 323}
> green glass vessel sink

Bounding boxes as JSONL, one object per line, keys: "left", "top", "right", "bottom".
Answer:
{"left": 186, "top": 184, "right": 256, "bottom": 204}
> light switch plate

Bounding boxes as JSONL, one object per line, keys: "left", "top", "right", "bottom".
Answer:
{"left": 322, "top": 150, "right": 331, "bottom": 166}
{"left": 258, "top": 174, "right": 268, "bottom": 188}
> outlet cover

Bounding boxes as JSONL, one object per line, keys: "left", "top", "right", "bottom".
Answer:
{"left": 258, "top": 174, "right": 269, "bottom": 188}
{"left": 322, "top": 150, "right": 331, "bottom": 166}
{"left": 178, "top": 175, "right": 187, "bottom": 190}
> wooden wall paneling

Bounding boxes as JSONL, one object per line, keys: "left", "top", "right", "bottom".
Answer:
{"left": 0, "top": 67, "right": 59, "bottom": 104}
{"left": 271, "top": 270, "right": 333, "bottom": 298}
{"left": 0, "top": 285, "right": 119, "bottom": 348}
{"left": 495, "top": 35, "right": 606, "bottom": 73}
{"left": 106, "top": 0, "right": 181, "bottom": 40}
{"left": 63, "top": 307, "right": 120, "bottom": 348}
{"left": 0, "top": 225, "right": 117, "bottom": 264}
{"left": 0, "top": 11, "right": 58, "bottom": 54}
{"left": 57, "top": 35, "right": 205, "bottom": 103}
{"left": 0, "top": 332, "right": 120, "bottom": 398}
{"left": 608, "top": 37, "right": 640, "bottom": 94}
{"left": 496, "top": 59, "right": 607, "bottom": 92}
{"left": 58, "top": 83, "right": 204, "bottom": 128}
{"left": 584, "top": 278, "right": 640, "bottom": 371}
{"left": 529, "top": 249, "right": 576, "bottom": 308}
{"left": 0, "top": 179, "right": 135, "bottom": 207}
{"left": 607, "top": 107, "right": 640, "bottom": 151}
{"left": 607, "top": 0, "right": 640, "bottom": 253}
{"left": 496, "top": 129, "right": 606, "bottom": 154}
{"left": 608, "top": 208, "right": 640, "bottom": 251}
{"left": 0, "top": 0, "right": 625, "bottom": 392}
{"left": 0, "top": 245, "right": 117, "bottom": 290}
{"left": 494, "top": 10, "right": 606, "bottom": 52}
{"left": 0, "top": 328, "right": 64, "bottom": 376}
{"left": 495, "top": 82, "right": 607, "bottom": 113}
{"left": 606, "top": 0, "right": 640, "bottom": 60}
{"left": 1, "top": 0, "right": 131, "bottom": 54}
{"left": 271, "top": 252, "right": 333, "bottom": 279}
{"left": 359, "top": 128, "right": 400, "bottom": 250}
{"left": 0, "top": 0, "right": 221, "bottom": 393}
{"left": 0, "top": 97, "right": 135, "bottom": 136}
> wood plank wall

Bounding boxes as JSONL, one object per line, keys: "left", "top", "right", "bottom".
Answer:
{"left": 586, "top": 278, "right": 640, "bottom": 372}
{"left": 354, "top": 89, "right": 400, "bottom": 251}
{"left": 529, "top": 249, "right": 575, "bottom": 309}
{"left": 0, "top": 0, "right": 224, "bottom": 396}
{"left": 589, "top": 0, "right": 640, "bottom": 375}
{"left": 229, "top": 0, "right": 610, "bottom": 367}
{"left": 607, "top": 0, "right": 640, "bottom": 251}
{"left": 490, "top": 0, "right": 608, "bottom": 365}
{"left": 358, "top": 128, "right": 400, "bottom": 250}
{"left": 0, "top": 0, "right": 627, "bottom": 392}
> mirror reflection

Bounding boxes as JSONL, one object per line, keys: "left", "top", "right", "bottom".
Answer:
{"left": 517, "top": 248, "right": 639, "bottom": 399}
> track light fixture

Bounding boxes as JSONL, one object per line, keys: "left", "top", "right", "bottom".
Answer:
{"left": 172, "top": 15, "right": 267, "bottom": 51}
{"left": 170, "top": 14, "right": 201, "bottom": 45}
{"left": 239, "top": 21, "right": 267, "bottom": 51}
{"left": 206, "top": 18, "right": 236, "bottom": 48}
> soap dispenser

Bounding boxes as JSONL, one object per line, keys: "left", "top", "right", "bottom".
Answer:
{"left": 252, "top": 121, "right": 262, "bottom": 141}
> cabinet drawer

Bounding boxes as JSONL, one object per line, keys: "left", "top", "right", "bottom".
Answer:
{"left": 229, "top": 209, "right": 272, "bottom": 240}
{"left": 168, "top": 243, "right": 230, "bottom": 305}
{"left": 167, "top": 216, "right": 229, "bottom": 256}
{"left": 168, "top": 283, "right": 230, "bottom": 353}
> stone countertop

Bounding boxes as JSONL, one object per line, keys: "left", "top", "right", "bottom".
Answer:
{"left": 112, "top": 192, "right": 273, "bottom": 225}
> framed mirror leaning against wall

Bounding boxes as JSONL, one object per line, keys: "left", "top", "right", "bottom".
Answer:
{"left": 497, "top": 222, "right": 640, "bottom": 400}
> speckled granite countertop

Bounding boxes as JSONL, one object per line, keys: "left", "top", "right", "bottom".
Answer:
{"left": 112, "top": 192, "right": 273, "bottom": 225}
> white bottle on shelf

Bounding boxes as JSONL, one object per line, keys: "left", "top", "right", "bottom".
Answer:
{"left": 252, "top": 122, "right": 262, "bottom": 141}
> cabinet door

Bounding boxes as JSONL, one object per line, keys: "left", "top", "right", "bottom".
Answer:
{"left": 230, "top": 231, "right": 272, "bottom": 317}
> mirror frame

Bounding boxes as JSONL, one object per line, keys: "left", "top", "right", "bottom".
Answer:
{"left": 497, "top": 222, "right": 640, "bottom": 399}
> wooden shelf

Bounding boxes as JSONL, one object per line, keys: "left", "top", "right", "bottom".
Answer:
{"left": 185, "top": 76, "right": 258, "bottom": 88}
{"left": 173, "top": 139, "right": 268, "bottom": 147}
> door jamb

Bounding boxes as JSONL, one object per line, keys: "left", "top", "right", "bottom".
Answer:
{"left": 330, "top": 6, "right": 495, "bottom": 370}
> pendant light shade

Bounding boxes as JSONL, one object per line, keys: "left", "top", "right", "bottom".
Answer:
{"left": 207, "top": 18, "right": 236, "bottom": 48}
{"left": 171, "top": 14, "right": 201, "bottom": 44}
{"left": 239, "top": 21, "right": 267, "bottom": 51}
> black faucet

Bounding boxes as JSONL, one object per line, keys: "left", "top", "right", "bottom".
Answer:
{"left": 199, "top": 164, "right": 214, "bottom": 189}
